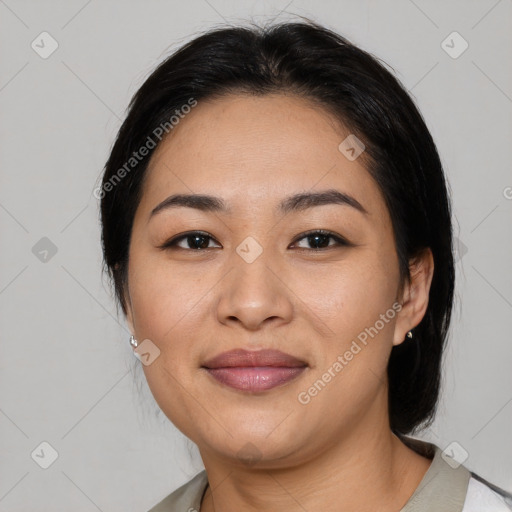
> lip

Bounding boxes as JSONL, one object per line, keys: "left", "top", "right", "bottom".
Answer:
{"left": 202, "top": 348, "right": 307, "bottom": 369}
{"left": 202, "top": 349, "right": 308, "bottom": 392}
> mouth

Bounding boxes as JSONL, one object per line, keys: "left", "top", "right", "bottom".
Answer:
{"left": 201, "top": 349, "right": 308, "bottom": 392}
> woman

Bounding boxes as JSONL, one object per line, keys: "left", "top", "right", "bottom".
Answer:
{"left": 98, "top": 19, "right": 512, "bottom": 512}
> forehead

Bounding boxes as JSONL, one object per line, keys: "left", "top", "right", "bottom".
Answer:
{"left": 138, "top": 93, "right": 387, "bottom": 221}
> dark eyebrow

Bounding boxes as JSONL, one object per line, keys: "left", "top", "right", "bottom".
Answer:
{"left": 149, "top": 189, "right": 368, "bottom": 219}
{"left": 279, "top": 189, "right": 368, "bottom": 215}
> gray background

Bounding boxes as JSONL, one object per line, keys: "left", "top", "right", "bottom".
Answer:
{"left": 1, "top": 0, "right": 511, "bottom": 510}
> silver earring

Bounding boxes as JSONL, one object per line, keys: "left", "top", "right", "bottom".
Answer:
{"left": 406, "top": 330, "right": 413, "bottom": 339}
{"left": 129, "top": 335, "right": 138, "bottom": 348}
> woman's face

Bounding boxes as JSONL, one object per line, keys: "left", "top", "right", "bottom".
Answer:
{"left": 125, "top": 93, "right": 424, "bottom": 468}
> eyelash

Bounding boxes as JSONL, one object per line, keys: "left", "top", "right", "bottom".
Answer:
{"left": 158, "top": 229, "right": 351, "bottom": 252}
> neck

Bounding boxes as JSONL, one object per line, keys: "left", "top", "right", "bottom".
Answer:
{"left": 198, "top": 406, "right": 432, "bottom": 512}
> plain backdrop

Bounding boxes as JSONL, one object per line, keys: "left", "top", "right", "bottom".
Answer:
{"left": 0, "top": 0, "right": 511, "bottom": 510}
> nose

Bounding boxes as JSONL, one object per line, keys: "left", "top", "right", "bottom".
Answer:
{"left": 215, "top": 252, "right": 294, "bottom": 331}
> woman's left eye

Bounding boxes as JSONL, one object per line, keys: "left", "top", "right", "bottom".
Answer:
{"left": 290, "top": 230, "right": 350, "bottom": 250}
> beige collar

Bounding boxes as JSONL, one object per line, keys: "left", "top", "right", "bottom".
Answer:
{"left": 399, "top": 436, "right": 471, "bottom": 511}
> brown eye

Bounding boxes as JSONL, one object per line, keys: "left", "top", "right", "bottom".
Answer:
{"left": 291, "top": 230, "right": 351, "bottom": 250}
{"left": 159, "top": 231, "right": 221, "bottom": 251}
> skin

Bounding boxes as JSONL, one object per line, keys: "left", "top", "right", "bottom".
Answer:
{"left": 124, "top": 93, "right": 435, "bottom": 511}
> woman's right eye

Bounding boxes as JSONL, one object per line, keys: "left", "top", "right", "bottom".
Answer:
{"left": 159, "top": 231, "right": 221, "bottom": 251}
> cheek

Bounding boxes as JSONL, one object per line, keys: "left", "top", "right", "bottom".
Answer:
{"left": 127, "top": 252, "right": 212, "bottom": 417}
{"left": 299, "top": 254, "right": 398, "bottom": 337}
{"left": 297, "top": 272, "right": 397, "bottom": 423}
{"left": 297, "top": 252, "right": 399, "bottom": 398}
{"left": 128, "top": 250, "right": 209, "bottom": 341}
{"left": 130, "top": 256, "right": 209, "bottom": 434}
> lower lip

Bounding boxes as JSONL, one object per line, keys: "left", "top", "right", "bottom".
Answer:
{"left": 204, "top": 366, "right": 307, "bottom": 392}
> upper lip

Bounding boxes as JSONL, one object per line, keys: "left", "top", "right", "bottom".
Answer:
{"left": 202, "top": 349, "right": 308, "bottom": 369}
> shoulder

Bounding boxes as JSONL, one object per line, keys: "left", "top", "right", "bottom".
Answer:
{"left": 146, "top": 470, "right": 209, "bottom": 512}
{"left": 398, "top": 435, "right": 511, "bottom": 512}
{"left": 462, "top": 474, "right": 512, "bottom": 512}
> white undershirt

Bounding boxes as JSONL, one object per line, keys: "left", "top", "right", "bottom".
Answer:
{"left": 462, "top": 477, "right": 512, "bottom": 512}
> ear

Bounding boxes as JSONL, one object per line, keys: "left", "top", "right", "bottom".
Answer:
{"left": 393, "top": 248, "right": 434, "bottom": 346}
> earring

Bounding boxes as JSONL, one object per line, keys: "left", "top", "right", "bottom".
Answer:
{"left": 406, "top": 330, "right": 413, "bottom": 339}
{"left": 129, "top": 335, "right": 138, "bottom": 348}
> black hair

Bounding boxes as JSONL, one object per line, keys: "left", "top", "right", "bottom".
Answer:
{"left": 99, "top": 18, "right": 454, "bottom": 436}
